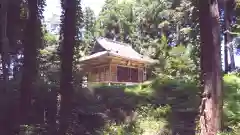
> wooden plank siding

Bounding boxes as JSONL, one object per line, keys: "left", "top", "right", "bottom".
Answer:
{"left": 110, "top": 64, "right": 117, "bottom": 82}
{"left": 88, "top": 65, "right": 110, "bottom": 82}
{"left": 88, "top": 65, "right": 144, "bottom": 82}
{"left": 85, "top": 57, "right": 148, "bottom": 83}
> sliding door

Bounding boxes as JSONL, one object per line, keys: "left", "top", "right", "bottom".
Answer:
{"left": 117, "top": 66, "right": 139, "bottom": 82}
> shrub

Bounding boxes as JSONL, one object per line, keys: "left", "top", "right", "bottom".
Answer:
{"left": 223, "top": 74, "right": 240, "bottom": 131}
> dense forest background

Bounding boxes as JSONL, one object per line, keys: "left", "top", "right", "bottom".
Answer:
{"left": 0, "top": 0, "right": 240, "bottom": 135}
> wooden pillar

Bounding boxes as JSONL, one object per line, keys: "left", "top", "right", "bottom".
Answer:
{"left": 138, "top": 68, "right": 143, "bottom": 82}
{"left": 110, "top": 64, "right": 117, "bottom": 82}
{"left": 88, "top": 71, "right": 91, "bottom": 82}
{"left": 96, "top": 68, "right": 99, "bottom": 82}
{"left": 143, "top": 66, "right": 147, "bottom": 81}
{"left": 115, "top": 65, "right": 118, "bottom": 82}
{"left": 109, "top": 64, "right": 111, "bottom": 82}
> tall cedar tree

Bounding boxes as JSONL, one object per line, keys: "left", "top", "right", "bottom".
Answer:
{"left": 224, "top": 0, "right": 230, "bottom": 72}
{"left": 224, "top": 0, "right": 236, "bottom": 72}
{"left": 58, "top": 0, "right": 76, "bottom": 134}
{"left": 199, "top": 0, "right": 223, "bottom": 135}
{"left": 0, "top": 0, "right": 10, "bottom": 132}
{"left": 0, "top": 0, "right": 10, "bottom": 92}
{"left": 227, "top": 0, "right": 236, "bottom": 71}
{"left": 16, "top": 0, "right": 39, "bottom": 128}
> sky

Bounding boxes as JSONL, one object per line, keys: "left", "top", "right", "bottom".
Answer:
{"left": 43, "top": 0, "right": 240, "bottom": 67}
{"left": 234, "top": 51, "right": 240, "bottom": 68}
{"left": 43, "top": 0, "right": 105, "bottom": 20}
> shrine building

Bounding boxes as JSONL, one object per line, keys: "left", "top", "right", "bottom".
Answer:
{"left": 79, "top": 37, "right": 156, "bottom": 84}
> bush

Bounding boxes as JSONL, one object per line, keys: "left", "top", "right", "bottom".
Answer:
{"left": 223, "top": 74, "right": 240, "bottom": 131}
{"left": 96, "top": 74, "right": 199, "bottom": 135}
{"left": 101, "top": 105, "right": 170, "bottom": 135}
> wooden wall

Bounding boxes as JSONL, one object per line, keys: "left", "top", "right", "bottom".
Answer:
{"left": 87, "top": 61, "right": 147, "bottom": 83}
{"left": 88, "top": 65, "right": 110, "bottom": 82}
{"left": 138, "top": 68, "right": 143, "bottom": 82}
{"left": 110, "top": 64, "right": 117, "bottom": 82}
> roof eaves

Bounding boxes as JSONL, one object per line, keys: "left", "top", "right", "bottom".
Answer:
{"left": 79, "top": 51, "right": 109, "bottom": 62}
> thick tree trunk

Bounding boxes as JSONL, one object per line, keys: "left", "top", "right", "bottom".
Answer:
{"left": 0, "top": 0, "right": 10, "bottom": 92}
{"left": 45, "top": 89, "right": 58, "bottom": 134}
{"left": 0, "top": 1, "right": 10, "bottom": 134}
{"left": 58, "top": 0, "right": 76, "bottom": 134}
{"left": 199, "top": 0, "right": 223, "bottom": 135}
{"left": 16, "top": 0, "right": 38, "bottom": 127}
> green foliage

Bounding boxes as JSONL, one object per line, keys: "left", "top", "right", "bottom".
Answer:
{"left": 223, "top": 74, "right": 240, "bottom": 130}
{"left": 91, "top": 74, "right": 199, "bottom": 135}
{"left": 43, "top": 29, "right": 58, "bottom": 46}
{"left": 99, "top": 74, "right": 240, "bottom": 135}
{"left": 94, "top": 0, "right": 198, "bottom": 51}
{"left": 2, "top": 0, "right": 240, "bottom": 134}
{"left": 83, "top": 7, "right": 96, "bottom": 38}
{"left": 218, "top": 130, "right": 240, "bottom": 135}
{"left": 102, "top": 105, "right": 170, "bottom": 135}
{"left": 151, "top": 36, "right": 197, "bottom": 80}
{"left": 19, "top": 125, "right": 47, "bottom": 135}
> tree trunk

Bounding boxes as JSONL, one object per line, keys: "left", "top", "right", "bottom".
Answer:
{"left": 58, "top": 0, "right": 76, "bottom": 134}
{"left": 16, "top": 0, "right": 38, "bottom": 127}
{"left": 176, "top": 23, "right": 181, "bottom": 46}
{"left": 0, "top": 0, "right": 10, "bottom": 93}
{"left": 224, "top": 10, "right": 229, "bottom": 73}
{"left": 229, "top": 44, "right": 235, "bottom": 71}
{"left": 45, "top": 89, "right": 58, "bottom": 134}
{"left": 224, "top": 0, "right": 235, "bottom": 72}
{"left": 199, "top": 0, "right": 223, "bottom": 135}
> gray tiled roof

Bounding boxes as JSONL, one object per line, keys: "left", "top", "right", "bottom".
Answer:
{"left": 79, "top": 37, "right": 156, "bottom": 64}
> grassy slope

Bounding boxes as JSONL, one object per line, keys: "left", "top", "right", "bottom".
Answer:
{"left": 89, "top": 74, "right": 240, "bottom": 134}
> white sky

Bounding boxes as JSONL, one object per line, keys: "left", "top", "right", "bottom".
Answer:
{"left": 43, "top": 0, "right": 105, "bottom": 20}
{"left": 236, "top": 55, "right": 240, "bottom": 67}
{"left": 81, "top": 0, "right": 105, "bottom": 15}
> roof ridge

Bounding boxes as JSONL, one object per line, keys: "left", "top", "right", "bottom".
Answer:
{"left": 97, "top": 37, "right": 132, "bottom": 47}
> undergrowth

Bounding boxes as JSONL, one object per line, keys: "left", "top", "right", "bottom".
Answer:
{"left": 14, "top": 74, "right": 240, "bottom": 135}
{"left": 98, "top": 73, "right": 240, "bottom": 135}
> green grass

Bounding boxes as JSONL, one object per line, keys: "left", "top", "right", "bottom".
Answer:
{"left": 88, "top": 74, "right": 240, "bottom": 135}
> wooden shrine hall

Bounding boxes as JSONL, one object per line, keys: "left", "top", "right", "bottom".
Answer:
{"left": 79, "top": 37, "right": 156, "bottom": 83}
